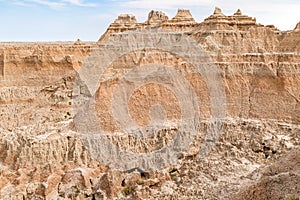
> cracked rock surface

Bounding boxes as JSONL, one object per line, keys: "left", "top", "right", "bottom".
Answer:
{"left": 0, "top": 8, "right": 299, "bottom": 200}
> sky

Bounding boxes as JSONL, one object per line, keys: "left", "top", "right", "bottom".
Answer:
{"left": 0, "top": 0, "right": 299, "bottom": 42}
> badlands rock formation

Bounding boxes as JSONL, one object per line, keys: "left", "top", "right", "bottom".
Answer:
{"left": 0, "top": 8, "right": 299, "bottom": 199}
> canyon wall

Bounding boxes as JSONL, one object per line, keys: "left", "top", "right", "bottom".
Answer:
{"left": 0, "top": 8, "right": 299, "bottom": 199}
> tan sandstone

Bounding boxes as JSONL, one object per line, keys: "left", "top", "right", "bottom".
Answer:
{"left": 0, "top": 8, "right": 299, "bottom": 200}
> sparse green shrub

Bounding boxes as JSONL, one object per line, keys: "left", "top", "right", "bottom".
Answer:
{"left": 122, "top": 186, "right": 132, "bottom": 196}
{"left": 285, "top": 194, "right": 299, "bottom": 200}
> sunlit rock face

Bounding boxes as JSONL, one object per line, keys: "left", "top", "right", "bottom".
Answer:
{"left": 0, "top": 8, "right": 299, "bottom": 199}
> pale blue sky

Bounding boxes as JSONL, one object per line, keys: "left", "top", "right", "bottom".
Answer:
{"left": 0, "top": 0, "right": 299, "bottom": 41}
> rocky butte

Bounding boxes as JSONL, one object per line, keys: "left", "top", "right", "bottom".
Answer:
{"left": 0, "top": 8, "right": 299, "bottom": 199}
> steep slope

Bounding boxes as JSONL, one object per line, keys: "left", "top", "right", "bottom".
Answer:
{"left": 0, "top": 8, "right": 299, "bottom": 199}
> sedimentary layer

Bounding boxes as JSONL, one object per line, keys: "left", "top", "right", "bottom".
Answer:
{"left": 0, "top": 8, "right": 299, "bottom": 199}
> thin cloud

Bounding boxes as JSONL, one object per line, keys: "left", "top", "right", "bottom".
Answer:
{"left": 25, "top": 0, "right": 65, "bottom": 9}
{"left": 15, "top": 0, "right": 97, "bottom": 9}
{"left": 13, "top": 0, "right": 35, "bottom": 7}
{"left": 122, "top": 0, "right": 211, "bottom": 9}
{"left": 61, "top": 0, "right": 97, "bottom": 7}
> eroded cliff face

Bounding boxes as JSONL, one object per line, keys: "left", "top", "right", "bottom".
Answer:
{"left": 0, "top": 8, "right": 299, "bottom": 200}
